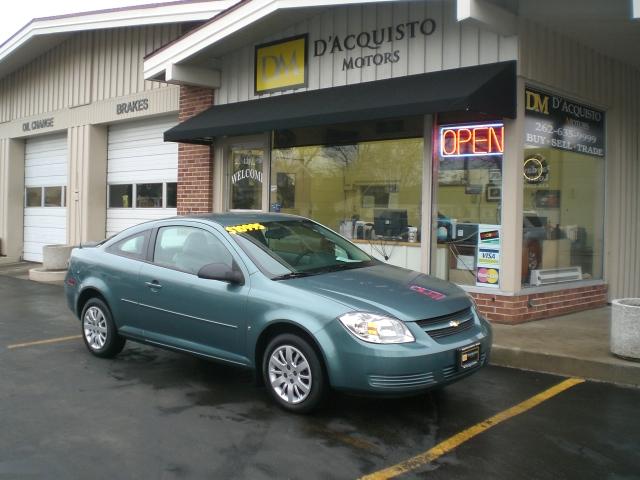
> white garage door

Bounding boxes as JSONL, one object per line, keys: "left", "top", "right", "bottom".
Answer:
{"left": 107, "top": 115, "right": 178, "bottom": 237}
{"left": 23, "top": 133, "right": 68, "bottom": 262}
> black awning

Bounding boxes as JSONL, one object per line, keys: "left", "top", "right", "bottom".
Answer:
{"left": 165, "top": 60, "right": 516, "bottom": 144}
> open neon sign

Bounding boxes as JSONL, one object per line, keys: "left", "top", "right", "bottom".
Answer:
{"left": 440, "top": 123, "right": 504, "bottom": 157}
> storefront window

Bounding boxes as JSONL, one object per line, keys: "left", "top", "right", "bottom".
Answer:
{"left": 433, "top": 123, "right": 504, "bottom": 287}
{"left": 522, "top": 149, "right": 604, "bottom": 286}
{"left": 270, "top": 118, "right": 423, "bottom": 270}
{"left": 522, "top": 86, "right": 605, "bottom": 287}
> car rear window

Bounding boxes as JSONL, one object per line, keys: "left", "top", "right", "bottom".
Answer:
{"left": 106, "top": 231, "right": 149, "bottom": 260}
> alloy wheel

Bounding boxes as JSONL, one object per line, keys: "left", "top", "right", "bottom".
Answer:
{"left": 268, "top": 345, "right": 312, "bottom": 404}
{"left": 83, "top": 306, "right": 108, "bottom": 350}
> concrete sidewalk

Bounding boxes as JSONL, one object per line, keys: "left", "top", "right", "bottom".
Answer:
{"left": 0, "top": 260, "right": 37, "bottom": 281}
{"left": 490, "top": 306, "right": 640, "bottom": 387}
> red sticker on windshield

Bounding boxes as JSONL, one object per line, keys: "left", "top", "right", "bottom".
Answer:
{"left": 410, "top": 285, "right": 447, "bottom": 301}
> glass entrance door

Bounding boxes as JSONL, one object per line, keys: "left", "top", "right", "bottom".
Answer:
{"left": 224, "top": 136, "right": 269, "bottom": 212}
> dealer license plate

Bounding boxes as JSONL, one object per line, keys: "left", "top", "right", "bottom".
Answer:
{"left": 457, "top": 343, "right": 481, "bottom": 370}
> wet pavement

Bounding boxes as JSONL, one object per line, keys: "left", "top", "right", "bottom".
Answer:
{"left": 1, "top": 276, "right": 639, "bottom": 479}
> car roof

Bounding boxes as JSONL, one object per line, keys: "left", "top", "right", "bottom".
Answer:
{"left": 181, "top": 212, "right": 306, "bottom": 227}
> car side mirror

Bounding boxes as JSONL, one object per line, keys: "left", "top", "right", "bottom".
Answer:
{"left": 197, "top": 262, "right": 245, "bottom": 285}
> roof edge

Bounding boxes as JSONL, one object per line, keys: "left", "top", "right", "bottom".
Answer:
{"left": 143, "top": 0, "right": 399, "bottom": 81}
{"left": 0, "top": 0, "right": 239, "bottom": 80}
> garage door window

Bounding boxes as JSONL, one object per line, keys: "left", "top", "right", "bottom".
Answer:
{"left": 166, "top": 183, "right": 177, "bottom": 208}
{"left": 109, "top": 185, "right": 133, "bottom": 208}
{"left": 25, "top": 186, "right": 65, "bottom": 207}
{"left": 108, "top": 183, "right": 176, "bottom": 208}
{"left": 25, "top": 188, "right": 42, "bottom": 207}
{"left": 136, "top": 183, "right": 163, "bottom": 208}
{"left": 44, "top": 187, "right": 64, "bottom": 207}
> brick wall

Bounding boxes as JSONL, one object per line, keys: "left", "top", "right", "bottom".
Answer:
{"left": 470, "top": 284, "right": 608, "bottom": 324}
{"left": 177, "top": 86, "right": 215, "bottom": 215}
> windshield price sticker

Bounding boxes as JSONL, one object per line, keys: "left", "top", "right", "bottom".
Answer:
{"left": 225, "top": 223, "right": 266, "bottom": 234}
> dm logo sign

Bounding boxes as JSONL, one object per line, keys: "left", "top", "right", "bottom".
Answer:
{"left": 254, "top": 34, "right": 308, "bottom": 94}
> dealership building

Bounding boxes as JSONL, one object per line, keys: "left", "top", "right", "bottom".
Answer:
{"left": 0, "top": 0, "right": 639, "bottom": 323}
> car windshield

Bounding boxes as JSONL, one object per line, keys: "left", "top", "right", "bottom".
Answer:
{"left": 228, "top": 219, "right": 375, "bottom": 279}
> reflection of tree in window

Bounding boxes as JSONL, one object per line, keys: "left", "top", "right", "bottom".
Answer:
{"left": 276, "top": 172, "right": 296, "bottom": 208}
{"left": 360, "top": 185, "right": 391, "bottom": 208}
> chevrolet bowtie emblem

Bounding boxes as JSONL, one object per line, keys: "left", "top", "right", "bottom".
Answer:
{"left": 449, "top": 320, "right": 460, "bottom": 328}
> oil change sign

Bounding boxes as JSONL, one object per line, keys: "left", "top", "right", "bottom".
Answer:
{"left": 524, "top": 86, "right": 605, "bottom": 157}
{"left": 476, "top": 225, "right": 501, "bottom": 288}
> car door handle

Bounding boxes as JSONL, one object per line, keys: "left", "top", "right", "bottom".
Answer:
{"left": 145, "top": 281, "right": 163, "bottom": 289}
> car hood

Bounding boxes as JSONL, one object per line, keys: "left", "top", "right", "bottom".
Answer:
{"left": 284, "top": 263, "right": 471, "bottom": 322}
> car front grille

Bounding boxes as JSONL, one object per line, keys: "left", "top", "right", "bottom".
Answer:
{"left": 415, "top": 307, "right": 475, "bottom": 340}
{"left": 428, "top": 318, "right": 474, "bottom": 339}
{"left": 368, "top": 372, "right": 436, "bottom": 389}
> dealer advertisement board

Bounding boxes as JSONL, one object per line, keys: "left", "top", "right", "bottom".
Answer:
{"left": 524, "top": 86, "right": 605, "bottom": 157}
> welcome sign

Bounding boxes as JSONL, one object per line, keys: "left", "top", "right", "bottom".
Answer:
{"left": 254, "top": 34, "right": 308, "bottom": 94}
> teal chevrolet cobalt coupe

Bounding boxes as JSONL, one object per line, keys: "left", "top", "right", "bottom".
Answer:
{"left": 65, "top": 213, "right": 491, "bottom": 413}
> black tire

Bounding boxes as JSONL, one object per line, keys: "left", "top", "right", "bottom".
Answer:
{"left": 262, "top": 333, "right": 326, "bottom": 414}
{"left": 80, "top": 297, "right": 126, "bottom": 358}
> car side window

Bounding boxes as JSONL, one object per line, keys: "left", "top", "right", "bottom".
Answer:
{"left": 106, "top": 231, "right": 149, "bottom": 260}
{"left": 153, "top": 226, "right": 234, "bottom": 275}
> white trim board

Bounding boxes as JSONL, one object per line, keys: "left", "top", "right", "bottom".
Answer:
{"left": 0, "top": 1, "right": 239, "bottom": 81}
{"left": 143, "top": 0, "right": 401, "bottom": 81}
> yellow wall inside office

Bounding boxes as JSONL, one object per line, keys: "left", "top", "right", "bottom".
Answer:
{"left": 271, "top": 138, "right": 423, "bottom": 231}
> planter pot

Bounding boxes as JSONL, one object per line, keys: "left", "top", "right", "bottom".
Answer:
{"left": 611, "top": 298, "right": 640, "bottom": 361}
{"left": 42, "top": 244, "right": 74, "bottom": 271}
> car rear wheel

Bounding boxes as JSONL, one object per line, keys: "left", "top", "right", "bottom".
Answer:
{"left": 81, "top": 298, "right": 126, "bottom": 358}
{"left": 263, "top": 333, "right": 326, "bottom": 413}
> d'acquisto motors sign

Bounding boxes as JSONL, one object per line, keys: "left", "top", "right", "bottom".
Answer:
{"left": 254, "top": 18, "right": 437, "bottom": 94}
{"left": 524, "top": 87, "right": 605, "bottom": 157}
{"left": 313, "top": 19, "right": 436, "bottom": 71}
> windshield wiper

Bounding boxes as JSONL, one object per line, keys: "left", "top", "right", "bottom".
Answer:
{"left": 271, "top": 272, "right": 315, "bottom": 281}
{"left": 307, "top": 262, "right": 370, "bottom": 274}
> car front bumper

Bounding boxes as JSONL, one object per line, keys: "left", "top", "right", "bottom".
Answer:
{"left": 314, "top": 315, "right": 492, "bottom": 395}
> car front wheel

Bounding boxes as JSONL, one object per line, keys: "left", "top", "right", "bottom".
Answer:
{"left": 81, "top": 298, "right": 126, "bottom": 358}
{"left": 263, "top": 333, "right": 326, "bottom": 413}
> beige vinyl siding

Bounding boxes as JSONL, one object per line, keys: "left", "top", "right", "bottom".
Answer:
{"left": 91, "top": 24, "right": 181, "bottom": 102}
{"left": 518, "top": 19, "right": 640, "bottom": 299}
{"left": 0, "top": 24, "right": 181, "bottom": 122}
{"left": 216, "top": 0, "right": 518, "bottom": 105}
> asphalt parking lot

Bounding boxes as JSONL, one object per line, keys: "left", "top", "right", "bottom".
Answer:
{"left": 1, "top": 275, "right": 639, "bottom": 479}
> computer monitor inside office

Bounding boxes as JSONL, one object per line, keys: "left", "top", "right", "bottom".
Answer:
{"left": 270, "top": 118, "right": 423, "bottom": 252}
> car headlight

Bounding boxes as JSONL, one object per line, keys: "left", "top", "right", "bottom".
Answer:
{"left": 338, "top": 312, "right": 415, "bottom": 344}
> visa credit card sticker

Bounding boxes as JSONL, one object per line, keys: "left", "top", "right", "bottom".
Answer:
{"left": 476, "top": 224, "right": 501, "bottom": 288}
